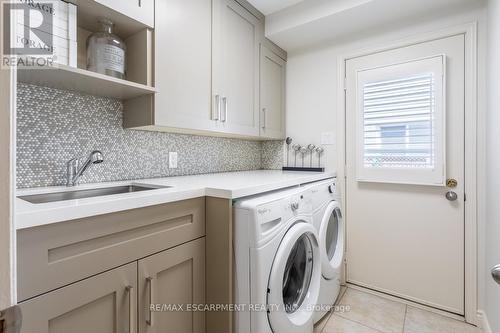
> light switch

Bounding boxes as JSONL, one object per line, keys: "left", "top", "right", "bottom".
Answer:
{"left": 321, "top": 132, "right": 336, "bottom": 145}
{"left": 169, "top": 152, "right": 178, "bottom": 169}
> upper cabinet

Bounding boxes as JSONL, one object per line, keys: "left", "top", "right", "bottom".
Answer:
{"left": 123, "top": 0, "right": 287, "bottom": 140}
{"left": 94, "top": 0, "right": 155, "bottom": 27}
{"left": 260, "top": 44, "right": 286, "bottom": 139}
{"left": 212, "top": 0, "right": 263, "bottom": 137}
{"left": 151, "top": 0, "right": 215, "bottom": 133}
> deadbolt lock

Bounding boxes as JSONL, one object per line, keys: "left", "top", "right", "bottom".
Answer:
{"left": 446, "top": 178, "right": 458, "bottom": 188}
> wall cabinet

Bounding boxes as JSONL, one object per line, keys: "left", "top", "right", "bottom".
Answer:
{"left": 260, "top": 44, "right": 286, "bottom": 139}
{"left": 151, "top": 0, "right": 215, "bottom": 133}
{"left": 19, "top": 262, "right": 138, "bottom": 333}
{"left": 138, "top": 238, "right": 205, "bottom": 333}
{"left": 94, "top": 0, "right": 155, "bottom": 27}
{"left": 212, "top": 0, "right": 263, "bottom": 137}
{"left": 124, "top": 0, "right": 286, "bottom": 140}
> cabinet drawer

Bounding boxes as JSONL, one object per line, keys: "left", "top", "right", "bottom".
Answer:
{"left": 95, "top": 0, "right": 154, "bottom": 27}
{"left": 19, "top": 262, "right": 137, "bottom": 333}
{"left": 18, "top": 197, "right": 205, "bottom": 301}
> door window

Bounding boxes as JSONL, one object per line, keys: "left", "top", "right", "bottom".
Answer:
{"left": 282, "top": 234, "right": 314, "bottom": 313}
{"left": 356, "top": 56, "right": 446, "bottom": 185}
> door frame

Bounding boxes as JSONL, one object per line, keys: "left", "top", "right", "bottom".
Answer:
{"left": 336, "top": 22, "right": 478, "bottom": 324}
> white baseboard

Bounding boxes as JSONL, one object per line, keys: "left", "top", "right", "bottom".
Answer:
{"left": 477, "top": 310, "right": 492, "bottom": 333}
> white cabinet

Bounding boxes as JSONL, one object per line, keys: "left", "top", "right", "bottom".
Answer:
{"left": 152, "top": 0, "right": 214, "bottom": 133}
{"left": 212, "top": 0, "right": 263, "bottom": 137}
{"left": 123, "top": 0, "right": 287, "bottom": 140}
{"left": 260, "top": 44, "right": 286, "bottom": 139}
{"left": 95, "top": 0, "right": 155, "bottom": 27}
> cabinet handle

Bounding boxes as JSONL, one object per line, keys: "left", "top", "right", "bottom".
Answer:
{"left": 262, "top": 108, "right": 266, "bottom": 129}
{"left": 221, "top": 97, "right": 227, "bottom": 123}
{"left": 126, "top": 285, "right": 134, "bottom": 333}
{"left": 146, "top": 277, "right": 154, "bottom": 326}
{"left": 138, "top": 0, "right": 142, "bottom": 7}
{"left": 213, "top": 95, "right": 221, "bottom": 121}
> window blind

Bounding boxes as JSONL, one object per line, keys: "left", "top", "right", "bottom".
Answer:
{"left": 363, "top": 73, "right": 436, "bottom": 169}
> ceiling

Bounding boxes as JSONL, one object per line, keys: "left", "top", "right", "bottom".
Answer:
{"left": 246, "top": 0, "right": 306, "bottom": 15}
{"left": 258, "top": 0, "right": 486, "bottom": 51}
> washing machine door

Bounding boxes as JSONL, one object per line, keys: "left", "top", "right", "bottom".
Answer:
{"left": 267, "top": 222, "right": 321, "bottom": 333}
{"left": 319, "top": 201, "right": 344, "bottom": 280}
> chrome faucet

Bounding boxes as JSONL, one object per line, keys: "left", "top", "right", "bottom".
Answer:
{"left": 66, "top": 150, "right": 104, "bottom": 186}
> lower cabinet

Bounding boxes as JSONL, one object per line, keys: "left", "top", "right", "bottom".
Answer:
{"left": 19, "top": 238, "right": 205, "bottom": 333}
{"left": 19, "top": 262, "right": 138, "bottom": 333}
{"left": 138, "top": 237, "right": 205, "bottom": 333}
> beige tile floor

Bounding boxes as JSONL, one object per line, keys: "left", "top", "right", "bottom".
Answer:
{"left": 314, "top": 287, "right": 481, "bottom": 333}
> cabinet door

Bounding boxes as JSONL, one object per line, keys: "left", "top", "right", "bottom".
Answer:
{"left": 213, "top": 0, "right": 263, "bottom": 137}
{"left": 19, "top": 262, "right": 137, "bottom": 333}
{"left": 95, "top": 0, "right": 154, "bottom": 27}
{"left": 153, "top": 0, "right": 215, "bottom": 132}
{"left": 260, "top": 45, "right": 286, "bottom": 139}
{"left": 138, "top": 238, "right": 205, "bottom": 333}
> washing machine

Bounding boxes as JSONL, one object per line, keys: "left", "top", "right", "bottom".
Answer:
{"left": 233, "top": 186, "right": 322, "bottom": 333}
{"left": 303, "top": 178, "right": 344, "bottom": 323}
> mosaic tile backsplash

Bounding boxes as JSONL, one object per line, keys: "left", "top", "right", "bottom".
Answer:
{"left": 17, "top": 83, "right": 284, "bottom": 188}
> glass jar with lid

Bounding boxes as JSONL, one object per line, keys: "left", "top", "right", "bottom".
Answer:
{"left": 86, "top": 18, "right": 126, "bottom": 79}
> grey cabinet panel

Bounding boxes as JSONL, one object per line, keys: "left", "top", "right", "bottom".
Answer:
{"left": 212, "top": 0, "right": 263, "bottom": 137}
{"left": 19, "top": 262, "right": 137, "bottom": 333}
{"left": 18, "top": 198, "right": 205, "bottom": 301}
{"left": 138, "top": 238, "right": 205, "bottom": 333}
{"left": 260, "top": 44, "right": 286, "bottom": 139}
{"left": 152, "top": 0, "right": 215, "bottom": 132}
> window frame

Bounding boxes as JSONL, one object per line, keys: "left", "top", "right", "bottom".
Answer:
{"left": 355, "top": 55, "right": 446, "bottom": 186}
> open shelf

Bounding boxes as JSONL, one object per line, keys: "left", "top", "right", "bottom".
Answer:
{"left": 18, "top": 65, "right": 156, "bottom": 100}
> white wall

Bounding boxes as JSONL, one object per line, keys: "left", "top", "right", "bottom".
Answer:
{"left": 485, "top": 0, "right": 500, "bottom": 331}
{"left": 285, "top": 7, "right": 489, "bottom": 320}
{"left": 286, "top": 8, "right": 486, "bottom": 170}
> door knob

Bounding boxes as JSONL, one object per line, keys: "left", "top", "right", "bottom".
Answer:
{"left": 492, "top": 265, "right": 500, "bottom": 285}
{"left": 445, "top": 191, "right": 458, "bottom": 201}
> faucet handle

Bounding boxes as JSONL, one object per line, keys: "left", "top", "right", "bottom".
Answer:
{"left": 66, "top": 158, "right": 79, "bottom": 186}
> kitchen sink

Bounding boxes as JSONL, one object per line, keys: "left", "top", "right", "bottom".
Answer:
{"left": 18, "top": 184, "right": 170, "bottom": 204}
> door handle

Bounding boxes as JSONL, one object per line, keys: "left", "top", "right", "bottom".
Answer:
{"left": 213, "top": 95, "right": 221, "bottom": 121}
{"left": 445, "top": 191, "right": 458, "bottom": 201}
{"left": 146, "top": 277, "right": 154, "bottom": 326}
{"left": 126, "top": 286, "right": 134, "bottom": 333}
{"left": 262, "top": 108, "right": 266, "bottom": 129}
{"left": 492, "top": 265, "right": 500, "bottom": 285}
{"left": 221, "top": 97, "right": 227, "bottom": 123}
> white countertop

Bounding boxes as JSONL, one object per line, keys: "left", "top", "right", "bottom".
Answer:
{"left": 16, "top": 170, "right": 335, "bottom": 230}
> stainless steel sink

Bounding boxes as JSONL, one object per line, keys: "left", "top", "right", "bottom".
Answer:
{"left": 18, "top": 185, "right": 170, "bottom": 204}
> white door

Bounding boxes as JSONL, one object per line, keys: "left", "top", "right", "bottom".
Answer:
{"left": 345, "top": 35, "right": 465, "bottom": 314}
{"left": 212, "top": 0, "right": 262, "bottom": 137}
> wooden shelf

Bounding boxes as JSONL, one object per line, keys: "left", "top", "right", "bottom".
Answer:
{"left": 18, "top": 65, "right": 156, "bottom": 100}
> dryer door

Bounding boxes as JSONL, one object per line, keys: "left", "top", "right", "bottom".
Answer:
{"left": 267, "top": 222, "right": 321, "bottom": 333}
{"left": 320, "top": 201, "right": 344, "bottom": 280}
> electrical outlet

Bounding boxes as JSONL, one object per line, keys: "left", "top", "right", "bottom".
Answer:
{"left": 321, "top": 132, "right": 336, "bottom": 145}
{"left": 169, "top": 152, "right": 178, "bottom": 169}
